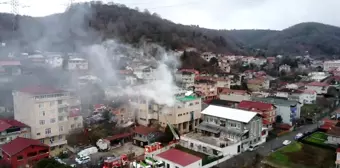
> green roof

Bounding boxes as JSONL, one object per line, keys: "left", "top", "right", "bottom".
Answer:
{"left": 176, "top": 95, "right": 199, "bottom": 102}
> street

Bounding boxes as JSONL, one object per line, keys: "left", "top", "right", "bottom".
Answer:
{"left": 215, "top": 123, "right": 318, "bottom": 168}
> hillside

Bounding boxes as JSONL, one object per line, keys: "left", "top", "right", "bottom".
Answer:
{"left": 1, "top": 2, "right": 340, "bottom": 57}
{"left": 227, "top": 22, "right": 340, "bottom": 56}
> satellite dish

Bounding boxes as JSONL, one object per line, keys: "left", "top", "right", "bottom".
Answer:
{"left": 185, "top": 91, "right": 193, "bottom": 96}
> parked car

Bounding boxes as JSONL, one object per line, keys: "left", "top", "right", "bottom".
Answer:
{"left": 295, "top": 133, "right": 303, "bottom": 140}
{"left": 248, "top": 145, "right": 259, "bottom": 151}
{"left": 283, "top": 140, "right": 291, "bottom": 145}
{"left": 75, "top": 155, "right": 91, "bottom": 164}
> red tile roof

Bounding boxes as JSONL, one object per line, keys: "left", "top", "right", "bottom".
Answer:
{"left": 0, "top": 61, "right": 21, "bottom": 66}
{"left": 19, "top": 86, "right": 65, "bottom": 95}
{"left": 247, "top": 78, "right": 265, "bottom": 85}
{"left": 1, "top": 137, "right": 48, "bottom": 156}
{"left": 106, "top": 132, "right": 133, "bottom": 141}
{"left": 238, "top": 100, "right": 273, "bottom": 112}
{"left": 133, "top": 126, "right": 157, "bottom": 136}
{"left": 156, "top": 149, "right": 201, "bottom": 166}
{"left": 307, "top": 81, "right": 329, "bottom": 87}
{"left": 0, "top": 119, "right": 28, "bottom": 132}
{"left": 179, "top": 69, "right": 199, "bottom": 75}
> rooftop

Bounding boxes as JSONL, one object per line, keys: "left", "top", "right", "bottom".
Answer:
{"left": 0, "top": 119, "right": 28, "bottom": 132}
{"left": 238, "top": 100, "right": 274, "bottom": 112}
{"left": 201, "top": 105, "right": 257, "bottom": 123}
{"left": 156, "top": 148, "right": 201, "bottom": 166}
{"left": 18, "top": 86, "right": 66, "bottom": 95}
{"left": 133, "top": 125, "right": 157, "bottom": 136}
{"left": 251, "top": 97, "right": 300, "bottom": 106}
{"left": 176, "top": 95, "right": 199, "bottom": 102}
{"left": 1, "top": 137, "right": 48, "bottom": 156}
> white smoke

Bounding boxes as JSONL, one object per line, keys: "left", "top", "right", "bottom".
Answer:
{"left": 84, "top": 39, "right": 180, "bottom": 107}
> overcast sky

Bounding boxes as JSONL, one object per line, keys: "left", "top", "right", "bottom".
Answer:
{"left": 0, "top": 0, "right": 340, "bottom": 30}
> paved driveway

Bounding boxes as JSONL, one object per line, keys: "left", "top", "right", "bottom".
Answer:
{"left": 215, "top": 123, "right": 317, "bottom": 168}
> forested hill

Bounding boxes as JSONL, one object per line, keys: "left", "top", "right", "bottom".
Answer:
{"left": 1, "top": 2, "right": 340, "bottom": 56}
{"left": 227, "top": 22, "right": 340, "bottom": 56}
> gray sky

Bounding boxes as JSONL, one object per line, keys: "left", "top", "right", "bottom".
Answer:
{"left": 1, "top": 0, "right": 340, "bottom": 30}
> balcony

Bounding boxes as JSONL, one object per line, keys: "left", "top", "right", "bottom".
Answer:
{"left": 48, "top": 139, "right": 68, "bottom": 147}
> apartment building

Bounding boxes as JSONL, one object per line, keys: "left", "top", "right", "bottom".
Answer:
{"left": 133, "top": 65, "right": 157, "bottom": 83}
{"left": 13, "top": 86, "right": 83, "bottom": 155}
{"left": 324, "top": 60, "right": 340, "bottom": 71}
{"left": 194, "top": 76, "right": 218, "bottom": 101}
{"left": 175, "top": 69, "right": 199, "bottom": 89}
{"left": 132, "top": 94, "right": 201, "bottom": 134}
{"left": 0, "top": 119, "right": 31, "bottom": 145}
{"left": 246, "top": 78, "right": 270, "bottom": 92}
{"left": 180, "top": 105, "right": 266, "bottom": 157}
{"left": 305, "top": 81, "right": 329, "bottom": 95}
{"left": 218, "top": 88, "right": 250, "bottom": 103}
{"left": 238, "top": 100, "right": 276, "bottom": 129}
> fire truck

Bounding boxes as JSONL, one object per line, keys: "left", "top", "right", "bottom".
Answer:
{"left": 144, "top": 142, "right": 162, "bottom": 154}
{"left": 102, "top": 154, "right": 129, "bottom": 168}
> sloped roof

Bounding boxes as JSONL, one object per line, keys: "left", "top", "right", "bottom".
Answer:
{"left": 18, "top": 86, "right": 66, "bottom": 95}
{"left": 156, "top": 149, "right": 201, "bottom": 166}
{"left": 0, "top": 119, "right": 28, "bottom": 132}
{"left": 0, "top": 137, "right": 48, "bottom": 156}
{"left": 238, "top": 100, "right": 273, "bottom": 111}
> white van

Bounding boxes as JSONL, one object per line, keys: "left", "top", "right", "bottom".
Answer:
{"left": 75, "top": 155, "right": 91, "bottom": 164}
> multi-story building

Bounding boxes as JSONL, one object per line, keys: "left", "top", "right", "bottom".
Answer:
{"left": 324, "top": 60, "right": 340, "bottom": 71}
{"left": 180, "top": 105, "right": 266, "bottom": 157}
{"left": 246, "top": 78, "right": 270, "bottom": 92}
{"left": 238, "top": 100, "right": 276, "bottom": 129}
{"left": 13, "top": 86, "right": 83, "bottom": 155}
{"left": 133, "top": 65, "right": 157, "bottom": 83}
{"left": 194, "top": 76, "right": 218, "bottom": 101}
{"left": 218, "top": 88, "right": 250, "bottom": 103}
{"left": 279, "top": 64, "right": 291, "bottom": 73}
{"left": 0, "top": 137, "right": 50, "bottom": 168}
{"left": 0, "top": 119, "right": 31, "bottom": 145}
{"left": 133, "top": 94, "right": 201, "bottom": 134}
{"left": 175, "top": 69, "right": 199, "bottom": 89}
{"left": 67, "top": 58, "right": 89, "bottom": 70}
{"left": 274, "top": 88, "right": 317, "bottom": 104}
{"left": 252, "top": 97, "right": 301, "bottom": 126}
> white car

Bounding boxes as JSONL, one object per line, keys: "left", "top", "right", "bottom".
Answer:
{"left": 75, "top": 155, "right": 91, "bottom": 164}
{"left": 295, "top": 133, "right": 303, "bottom": 140}
{"left": 248, "top": 145, "right": 259, "bottom": 151}
{"left": 283, "top": 140, "right": 292, "bottom": 146}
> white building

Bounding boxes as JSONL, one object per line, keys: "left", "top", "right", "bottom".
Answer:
{"left": 324, "top": 60, "right": 340, "bottom": 71}
{"left": 201, "top": 52, "right": 216, "bottom": 62}
{"left": 0, "top": 119, "right": 31, "bottom": 145}
{"left": 46, "top": 56, "right": 63, "bottom": 68}
{"left": 308, "top": 72, "right": 331, "bottom": 82}
{"left": 67, "top": 58, "right": 89, "bottom": 70}
{"left": 154, "top": 148, "right": 202, "bottom": 168}
{"left": 180, "top": 105, "right": 267, "bottom": 157}
{"left": 305, "top": 81, "right": 329, "bottom": 95}
{"left": 133, "top": 66, "right": 156, "bottom": 83}
{"left": 175, "top": 69, "right": 198, "bottom": 89}
{"left": 13, "top": 86, "right": 83, "bottom": 155}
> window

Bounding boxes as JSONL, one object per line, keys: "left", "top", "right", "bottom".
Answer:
{"left": 37, "top": 133, "right": 41, "bottom": 136}
{"left": 38, "top": 104, "right": 43, "bottom": 108}
{"left": 230, "top": 123, "right": 236, "bottom": 127}
{"left": 58, "top": 108, "right": 63, "bottom": 113}
{"left": 58, "top": 116, "right": 64, "bottom": 121}
{"left": 59, "top": 126, "right": 64, "bottom": 132}
{"left": 38, "top": 149, "right": 48, "bottom": 154}
{"left": 50, "top": 118, "right": 56, "bottom": 123}
{"left": 45, "top": 128, "right": 51, "bottom": 135}
{"left": 50, "top": 137, "right": 54, "bottom": 142}
{"left": 71, "top": 124, "right": 75, "bottom": 129}
{"left": 59, "top": 135, "right": 63, "bottom": 140}
{"left": 39, "top": 120, "right": 45, "bottom": 125}
{"left": 17, "top": 155, "right": 23, "bottom": 160}
{"left": 41, "top": 111, "right": 45, "bottom": 116}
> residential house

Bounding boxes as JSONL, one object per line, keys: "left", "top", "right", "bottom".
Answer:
{"left": 218, "top": 59, "right": 231, "bottom": 73}
{"left": 13, "top": 86, "right": 83, "bottom": 155}
{"left": 0, "top": 137, "right": 50, "bottom": 168}
{"left": 133, "top": 65, "right": 157, "bottom": 83}
{"left": 180, "top": 105, "right": 266, "bottom": 157}
{"left": 218, "top": 88, "right": 250, "bottom": 104}
{"left": 0, "top": 119, "right": 31, "bottom": 145}
{"left": 66, "top": 58, "right": 89, "bottom": 70}
{"left": 175, "top": 69, "right": 199, "bottom": 89}
{"left": 132, "top": 125, "right": 160, "bottom": 147}
{"left": 201, "top": 52, "right": 216, "bottom": 62}
{"left": 305, "top": 81, "right": 329, "bottom": 94}
{"left": 274, "top": 88, "right": 317, "bottom": 104}
{"left": 308, "top": 72, "right": 331, "bottom": 82}
{"left": 326, "top": 122, "right": 340, "bottom": 145}
{"left": 247, "top": 78, "right": 270, "bottom": 92}
{"left": 0, "top": 60, "right": 22, "bottom": 76}
{"left": 238, "top": 101, "right": 276, "bottom": 129}
{"left": 252, "top": 97, "right": 301, "bottom": 126}
{"left": 154, "top": 149, "right": 202, "bottom": 168}
{"left": 194, "top": 76, "right": 218, "bottom": 101}
{"left": 216, "top": 78, "right": 231, "bottom": 89}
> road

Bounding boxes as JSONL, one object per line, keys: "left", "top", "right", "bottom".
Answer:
{"left": 215, "top": 123, "right": 318, "bottom": 168}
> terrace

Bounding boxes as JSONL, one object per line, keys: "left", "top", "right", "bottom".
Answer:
{"left": 184, "top": 132, "right": 237, "bottom": 147}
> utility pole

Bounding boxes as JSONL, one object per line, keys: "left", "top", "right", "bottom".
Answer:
{"left": 11, "top": 0, "right": 18, "bottom": 31}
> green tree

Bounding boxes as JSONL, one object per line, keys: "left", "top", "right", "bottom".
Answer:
{"left": 35, "top": 159, "right": 72, "bottom": 168}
